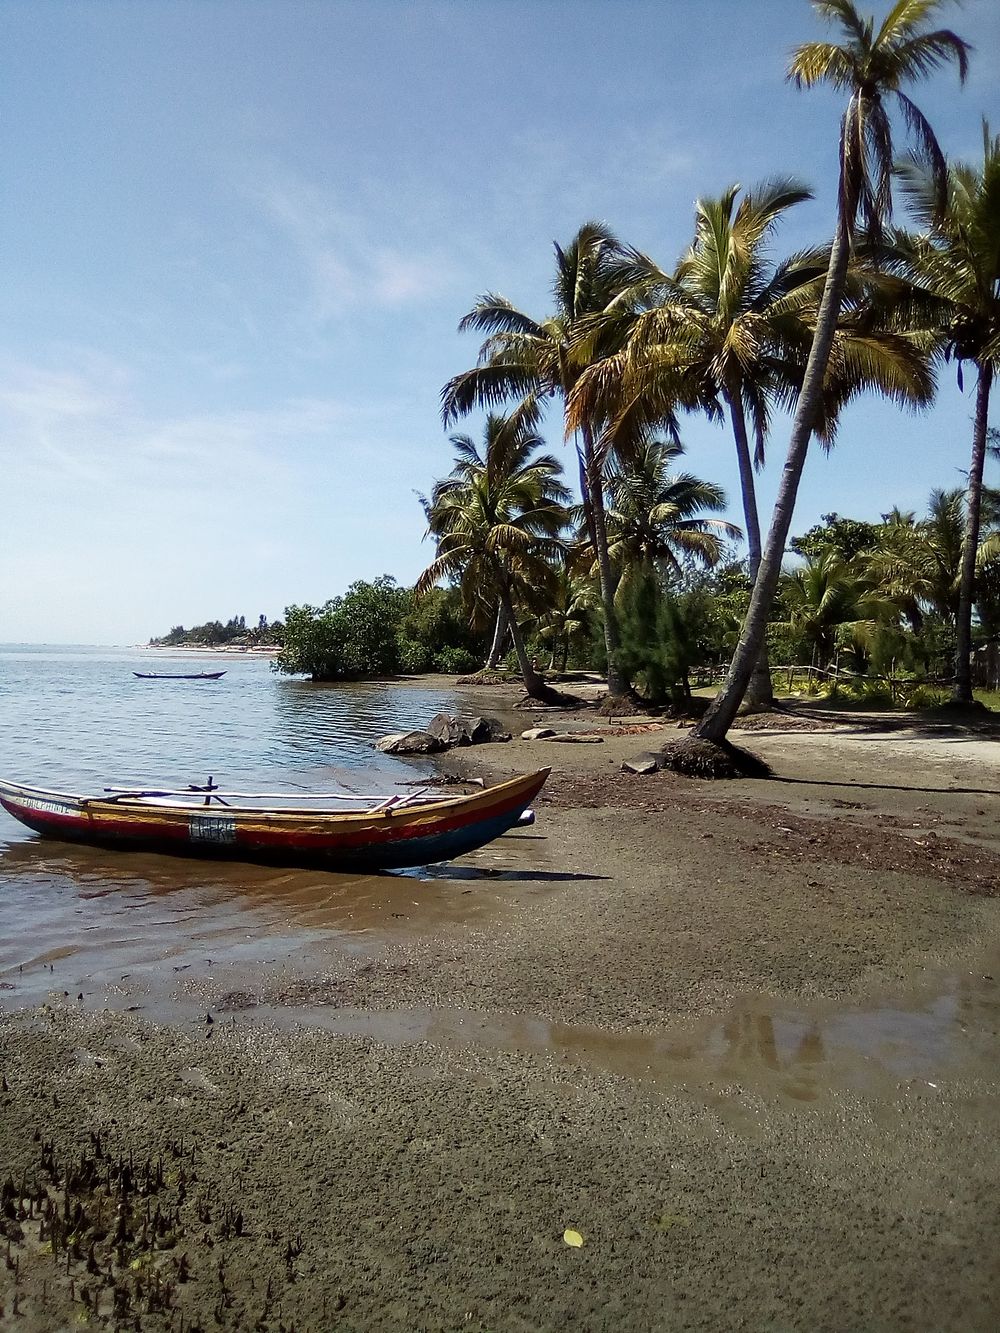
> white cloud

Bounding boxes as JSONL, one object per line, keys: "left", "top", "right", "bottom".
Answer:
{"left": 240, "top": 166, "right": 455, "bottom": 321}
{"left": 0, "top": 353, "right": 395, "bottom": 508}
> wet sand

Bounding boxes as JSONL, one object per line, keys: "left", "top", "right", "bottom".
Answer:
{"left": 2, "top": 705, "right": 1000, "bottom": 1330}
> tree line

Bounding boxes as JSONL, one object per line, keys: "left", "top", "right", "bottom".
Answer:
{"left": 150, "top": 614, "right": 278, "bottom": 648}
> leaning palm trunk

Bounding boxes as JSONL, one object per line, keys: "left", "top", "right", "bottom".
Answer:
{"left": 497, "top": 585, "right": 554, "bottom": 702}
{"left": 485, "top": 605, "right": 509, "bottom": 669}
{"left": 725, "top": 387, "right": 773, "bottom": 709}
{"left": 953, "top": 363, "right": 994, "bottom": 704}
{"left": 694, "top": 214, "right": 852, "bottom": 743}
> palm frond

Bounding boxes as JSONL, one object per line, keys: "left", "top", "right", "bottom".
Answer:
{"left": 789, "top": 40, "right": 856, "bottom": 90}
{"left": 457, "top": 295, "right": 545, "bottom": 340}
{"left": 440, "top": 364, "right": 543, "bottom": 424}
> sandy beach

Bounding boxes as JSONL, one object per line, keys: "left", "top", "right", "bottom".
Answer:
{"left": 2, "top": 699, "right": 1000, "bottom": 1331}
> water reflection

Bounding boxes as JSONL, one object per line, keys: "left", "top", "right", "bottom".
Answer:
{"left": 0, "top": 646, "right": 489, "bottom": 796}
{"left": 248, "top": 965, "right": 1000, "bottom": 1103}
{"left": 0, "top": 837, "right": 529, "bottom": 1006}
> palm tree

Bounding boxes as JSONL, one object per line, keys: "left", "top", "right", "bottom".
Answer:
{"left": 537, "top": 567, "right": 600, "bottom": 673}
{"left": 895, "top": 122, "right": 1000, "bottom": 703}
{"left": 571, "top": 180, "right": 822, "bottom": 706}
{"left": 417, "top": 407, "right": 570, "bottom": 701}
{"left": 570, "top": 176, "right": 933, "bottom": 708}
{"left": 604, "top": 440, "right": 741, "bottom": 597}
{"left": 691, "top": 0, "right": 968, "bottom": 746}
{"left": 861, "top": 489, "right": 965, "bottom": 627}
{"left": 440, "top": 222, "right": 648, "bottom": 701}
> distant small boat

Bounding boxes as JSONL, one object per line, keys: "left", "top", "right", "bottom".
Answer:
{"left": 0, "top": 770, "right": 549, "bottom": 871}
{"left": 133, "top": 670, "right": 227, "bottom": 680}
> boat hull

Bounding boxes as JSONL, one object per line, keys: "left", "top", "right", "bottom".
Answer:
{"left": 0, "top": 771, "right": 549, "bottom": 872}
{"left": 133, "top": 671, "right": 226, "bottom": 680}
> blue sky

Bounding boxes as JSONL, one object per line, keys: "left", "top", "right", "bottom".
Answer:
{"left": 2, "top": 0, "right": 998, "bottom": 644}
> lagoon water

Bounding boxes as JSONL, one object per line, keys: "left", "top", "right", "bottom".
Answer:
{"left": 0, "top": 645, "right": 495, "bottom": 1012}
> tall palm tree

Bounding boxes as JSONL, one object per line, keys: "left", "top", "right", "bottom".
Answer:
{"left": 895, "top": 123, "right": 1000, "bottom": 702}
{"left": 692, "top": 0, "right": 968, "bottom": 746}
{"left": 440, "top": 222, "right": 648, "bottom": 700}
{"left": 604, "top": 440, "right": 741, "bottom": 596}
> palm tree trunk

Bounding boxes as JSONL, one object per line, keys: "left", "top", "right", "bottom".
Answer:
{"left": 485, "top": 605, "right": 509, "bottom": 669}
{"left": 498, "top": 585, "right": 549, "bottom": 700}
{"left": 576, "top": 445, "right": 598, "bottom": 554}
{"left": 725, "top": 386, "right": 773, "bottom": 709}
{"left": 953, "top": 361, "right": 994, "bottom": 704}
{"left": 694, "top": 209, "right": 853, "bottom": 743}
{"left": 581, "top": 423, "right": 627, "bottom": 698}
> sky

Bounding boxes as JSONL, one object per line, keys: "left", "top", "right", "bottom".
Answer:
{"left": 1, "top": 0, "right": 998, "bottom": 645}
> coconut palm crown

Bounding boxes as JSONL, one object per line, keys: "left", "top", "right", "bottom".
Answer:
{"left": 604, "top": 440, "right": 742, "bottom": 593}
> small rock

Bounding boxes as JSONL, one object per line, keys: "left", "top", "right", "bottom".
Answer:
{"left": 622, "top": 753, "right": 660, "bottom": 775}
{"left": 375, "top": 730, "right": 445, "bottom": 755}
{"left": 521, "top": 727, "right": 556, "bottom": 740}
{"left": 426, "top": 712, "right": 466, "bottom": 747}
{"left": 466, "top": 716, "right": 512, "bottom": 744}
{"left": 375, "top": 732, "right": 408, "bottom": 752}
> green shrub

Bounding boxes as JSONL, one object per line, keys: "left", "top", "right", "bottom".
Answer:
{"left": 908, "top": 684, "right": 950, "bottom": 710}
{"left": 274, "top": 577, "right": 411, "bottom": 681}
{"left": 397, "top": 638, "right": 433, "bottom": 674}
{"left": 433, "top": 646, "right": 479, "bottom": 674}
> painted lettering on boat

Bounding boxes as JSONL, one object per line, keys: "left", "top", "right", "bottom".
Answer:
{"left": 188, "top": 813, "right": 237, "bottom": 844}
{"left": 17, "top": 797, "right": 78, "bottom": 818}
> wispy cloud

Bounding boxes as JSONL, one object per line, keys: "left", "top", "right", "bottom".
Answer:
{"left": 239, "top": 166, "right": 456, "bottom": 322}
{"left": 0, "top": 353, "right": 380, "bottom": 500}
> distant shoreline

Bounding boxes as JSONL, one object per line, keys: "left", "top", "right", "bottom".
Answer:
{"left": 137, "top": 643, "right": 280, "bottom": 657}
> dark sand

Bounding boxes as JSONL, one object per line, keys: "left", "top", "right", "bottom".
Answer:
{"left": 2, "top": 703, "right": 1000, "bottom": 1330}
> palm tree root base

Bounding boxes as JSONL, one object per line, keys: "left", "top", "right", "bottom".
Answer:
{"left": 939, "top": 697, "right": 992, "bottom": 715}
{"left": 658, "top": 737, "right": 772, "bottom": 780}
{"left": 515, "top": 685, "right": 586, "bottom": 709}
{"left": 594, "top": 692, "right": 648, "bottom": 717}
{"left": 457, "top": 669, "right": 519, "bottom": 686}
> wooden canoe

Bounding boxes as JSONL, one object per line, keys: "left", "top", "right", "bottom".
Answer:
{"left": 133, "top": 671, "right": 227, "bottom": 680}
{"left": 0, "top": 770, "right": 549, "bottom": 871}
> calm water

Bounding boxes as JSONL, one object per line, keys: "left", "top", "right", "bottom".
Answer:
{"left": 0, "top": 645, "right": 520, "bottom": 1010}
